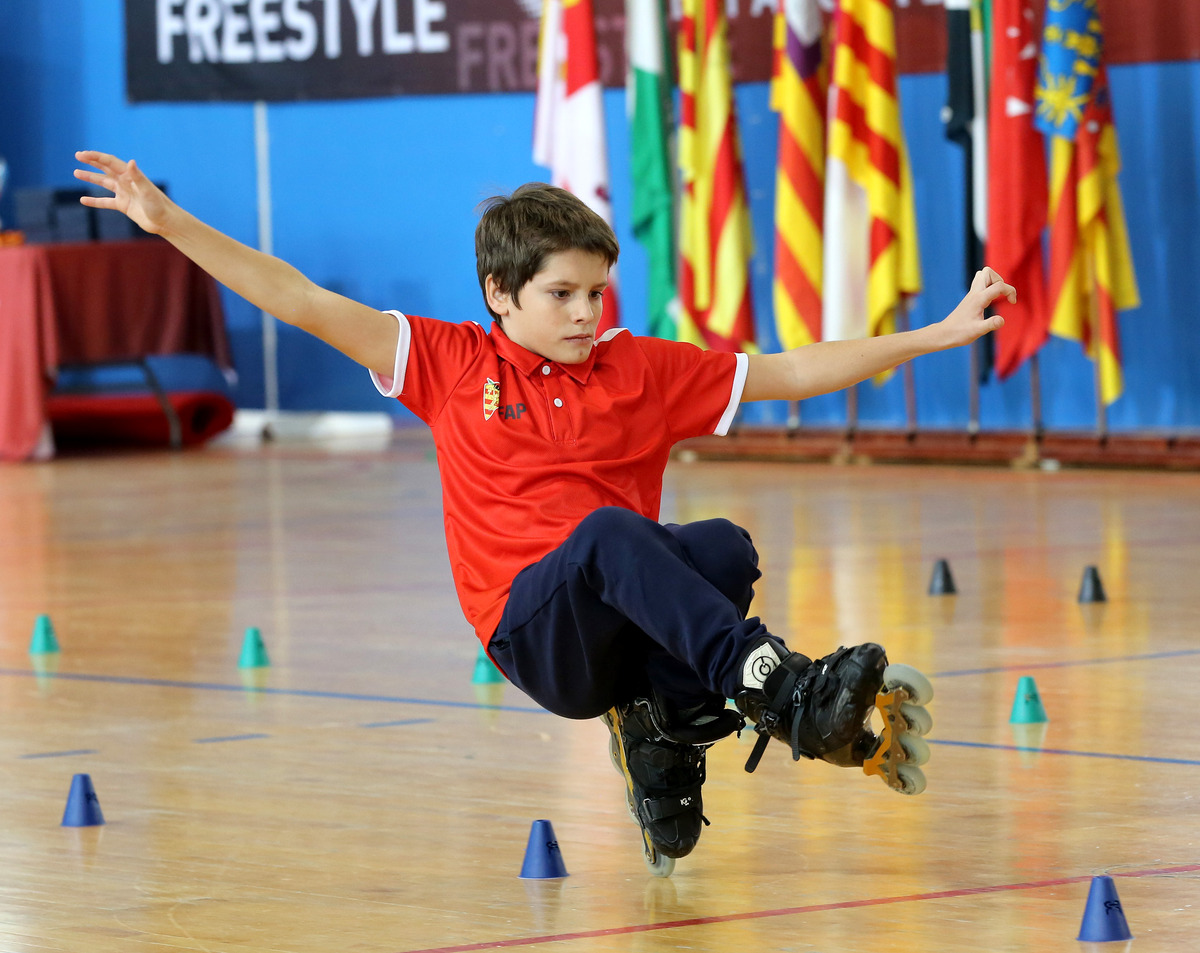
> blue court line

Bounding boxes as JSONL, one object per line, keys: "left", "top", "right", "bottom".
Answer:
{"left": 933, "top": 647, "right": 1200, "bottom": 678}
{"left": 929, "top": 738, "right": 1200, "bottom": 767}
{"left": 19, "top": 749, "right": 99, "bottom": 759}
{"left": 194, "top": 733, "right": 270, "bottom": 744}
{"left": 0, "top": 668, "right": 549, "bottom": 715}
{"left": 361, "top": 718, "right": 436, "bottom": 728}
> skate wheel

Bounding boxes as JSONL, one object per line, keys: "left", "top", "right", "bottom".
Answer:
{"left": 882, "top": 663, "right": 934, "bottom": 706}
{"left": 645, "top": 852, "right": 675, "bottom": 878}
{"left": 900, "top": 702, "right": 933, "bottom": 737}
{"left": 899, "top": 732, "right": 931, "bottom": 766}
{"left": 895, "top": 763, "right": 927, "bottom": 796}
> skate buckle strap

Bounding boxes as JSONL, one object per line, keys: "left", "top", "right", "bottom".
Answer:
{"left": 640, "top": 789, "right": 704, "bottom": 823}
{"left": 743, "top": 661, "right": 805, "bottom": 772}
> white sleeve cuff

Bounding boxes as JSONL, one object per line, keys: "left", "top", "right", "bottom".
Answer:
{"left": 369, "top": 310, "right": 411, "bottom": 398}
{"left": 713, "top": 352, "right": 748, "bottom": 436}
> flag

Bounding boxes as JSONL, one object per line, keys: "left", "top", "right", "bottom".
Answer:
{"left": 534, "top": 0, "right": 621, "bottom": 333}
{"left": 677, "top": 0, "right": 757, "bottom": 352}
{"left": 626, "top": 0, "right": 678, "bottom": 340}
{"left": 770, "top": 0, "right": 826, "bottom": 351}
{"left": 986, "top": 0, "right": 1049, "bottom": 378}
{"left": 943, "top": 0, "right": 994, "bottom": 381}
{"left": 822, "top": 0, "right": 921, "bottom": 346}
{"left": 1036, "top": 4, "right": 1139, "bottom": 405}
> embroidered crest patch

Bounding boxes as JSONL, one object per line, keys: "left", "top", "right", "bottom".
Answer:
{"left": 483, "top": 378, "right": 500, "bottom": 421}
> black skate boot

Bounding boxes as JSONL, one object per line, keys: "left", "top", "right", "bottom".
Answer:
{"left": 734, "top": 638, "right": 887, "bottom": 773}
{"left": 602, "top": 693, "right": 743, "bottom": 876}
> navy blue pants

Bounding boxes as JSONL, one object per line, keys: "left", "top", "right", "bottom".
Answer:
{"left": 488, "top": 506, "right": 771, "bottom": 719}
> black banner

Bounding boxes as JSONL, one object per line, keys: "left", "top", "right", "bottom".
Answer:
{"left": 126, "top": 0, "right": 1198, "bottom": 104}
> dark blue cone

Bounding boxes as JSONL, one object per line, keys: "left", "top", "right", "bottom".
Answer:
{"left": 1077, "top": 875, "right": 1133, "bottom": 942}
{"left": 928, "top": 558, "right": 957, "bottom": 595}
{"left": 61, "top": 773, "right": 105, "bottom": 827}
{"left": 1078, "top": 565, "right": 1107, "bottom": 603}
{"left": 519, "top": 819, "right": 568, "bottom": 879}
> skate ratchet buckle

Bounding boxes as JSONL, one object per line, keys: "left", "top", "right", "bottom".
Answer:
{"left": 862, "top": 663, "right": 934, "bottom": 795}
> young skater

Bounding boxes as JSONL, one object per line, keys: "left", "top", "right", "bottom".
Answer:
{"left": 75, "top": 151, "right": 1015, "bottom": 873}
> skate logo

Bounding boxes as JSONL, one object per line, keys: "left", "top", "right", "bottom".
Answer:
{"left": 483, "top": 378, "right": 500, "bottom": 420}
{"left": 680, "top": 796, "right": 693, "bottom": 807}
{"left": 742, "top": 644, "right": 780, "bottom": 690}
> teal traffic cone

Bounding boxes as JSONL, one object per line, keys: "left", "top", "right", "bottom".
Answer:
{"left": 1009, "top": 676, "right": 1048, "bottom": 724}
{"left": 472, "top": 645, "right": 504, "bottom": 685}
{"left": 30, "top": 614, "right": 60, "bottom": 654}
{"left": 238, "top": 627, "right": 270, "bottom": 668}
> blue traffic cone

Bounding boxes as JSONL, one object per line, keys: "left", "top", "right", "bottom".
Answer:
{"left": 472, "top": 645, "right": 504, "bottom": 685}
{"left": 1077, "top": 875, "right": 1133, "bottom": 942}
{"left": 519, "top": 819, "right": 569, "bottom": 879}
{"left": 238, "top": 627, "right": 270, "bottom": 668}
{"left": 61, "top": 773, "right": 105, "bottom": 827}
{"left": 1078, "top": 565, "right": 1107, "bottom": 603}
{"left": 928, "top": 558, "right": 957, "bottom": 595}
{"left": 1009, "top": 676, "right": 1049, "bottom": 724}
{"left": 30, "top": 614, "right": 60, "bottom": 654}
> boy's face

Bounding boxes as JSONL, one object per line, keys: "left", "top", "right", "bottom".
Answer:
{"left": 486, "top": 248, "right": 609, "bottom": 364}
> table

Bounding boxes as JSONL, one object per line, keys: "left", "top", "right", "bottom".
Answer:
{"left": 0, "top": 239, "right": 231, "bottom": 461}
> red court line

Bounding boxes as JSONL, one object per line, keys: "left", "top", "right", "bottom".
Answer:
{"left": 400, "top": 863, "right": 1200, "bottom": 953}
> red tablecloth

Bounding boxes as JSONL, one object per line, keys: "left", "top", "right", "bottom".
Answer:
{"left": 0, "top": 240, "right": 231, "bottom": 461}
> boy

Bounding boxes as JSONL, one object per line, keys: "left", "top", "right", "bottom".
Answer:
{"left": 75, "top": 151, "right": 1014, "bottom": 875}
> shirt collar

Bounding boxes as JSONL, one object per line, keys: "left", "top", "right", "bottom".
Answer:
{"left": 490, "top": 321, "right": 598, "bottom": 383}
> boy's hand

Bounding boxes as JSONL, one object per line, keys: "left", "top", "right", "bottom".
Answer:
{"left": 937, "top": 267, "right": 1016, "bottom": 349}
{"left": 74, "top": 151, "right": 172, "bottom": 236}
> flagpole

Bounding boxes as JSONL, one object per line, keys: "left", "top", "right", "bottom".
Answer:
{"left": 1029, "top": 353, "right": 1044, "bottom": 439}
{"left": 968, "top": 343, "right": 980, "bottom": 435}
{"left": 899, "top": 301, "right": 917, "bottom": 435}
{"left": 254, "top": 100, "right": 278, "bottom": 439}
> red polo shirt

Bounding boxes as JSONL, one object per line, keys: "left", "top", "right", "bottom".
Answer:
{"left": 371, "top": 311, "right": 747, "bottom": 646}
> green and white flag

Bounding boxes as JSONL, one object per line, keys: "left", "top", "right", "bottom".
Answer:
{"left": 626, "top": 0, "right": 678, "bottom": 340}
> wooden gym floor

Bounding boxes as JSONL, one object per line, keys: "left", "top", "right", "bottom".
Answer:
{"left": 2, "top": 431, "right": 1198, "bottom": 952}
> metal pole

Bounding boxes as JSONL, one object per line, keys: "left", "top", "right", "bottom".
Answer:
{"left": 1029, "top": 352, "right": 1044, "bottom": 439}
{"left": 254, "top": 100, "right": 279, "bottom": 430}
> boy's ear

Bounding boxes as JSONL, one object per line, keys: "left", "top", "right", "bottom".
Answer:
{"left": 485, "top": 274, "right": 510, "bottom": 316}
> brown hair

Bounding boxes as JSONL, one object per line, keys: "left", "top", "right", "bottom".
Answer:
{"left": 475, "top": 183, "right": 619, "bottom": 319}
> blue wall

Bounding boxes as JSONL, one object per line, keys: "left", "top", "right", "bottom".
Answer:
{"left": 2, "top": 1, "right": 1197, "bottom": 433}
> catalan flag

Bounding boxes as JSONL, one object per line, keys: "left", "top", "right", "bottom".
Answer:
{"left": 677, "top": 0, "right": 757, "bottom": 352}
{"left": 1036, "top": 4, "right": 1138, "bottom": 405}
{"left": 534, "top": 0, "right": 621, "bottom": 333}
{"left": 770, "top": 0, "right": 826, "bottom": 351}
{"left": 822, "top": 0, "right": 921, "bottom": 346}
{"left": 626, "top": 0, "right": 678, "bottom": 340}
{"left": 987, "top": 0, "right": 1049, "bottom": 378}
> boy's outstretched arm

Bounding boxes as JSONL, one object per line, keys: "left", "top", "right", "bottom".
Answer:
{"left": 741, "top": 268, "right": 1016, "bottom": 403}
{"left": 74, "top": 151, "right": 398, "bottom": 376}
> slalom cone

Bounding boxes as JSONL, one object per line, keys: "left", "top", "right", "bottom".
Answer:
{"left": 519, "top": 819, "right": 569, "bottom": 879}
{"left": 61, "top": 773, "right": 105, "bottom": 827}
{"left": 927, "top": 559, "right": 957, "bottom": 595}
{"left": 30, "top": 614, "right": 60, "bottom": 654}
{"left": 472, "top": 645, "right": 504, "bottom": 685}
{"left": 1009, "top": 676, "right": 1048, "bottom": 724}
{"left": 238, "top": 627, "right": 270, "bottom": 668}
{"left": 1077, "top": 875, "right": 1133, "bottom": 942}
{"left": 1078, "top": 565, "right": 1107, "bottom": 603}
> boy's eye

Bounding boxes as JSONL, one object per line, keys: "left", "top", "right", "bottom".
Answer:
{"left": 590, "top": 290, "right": 604, "bottom": 299}
{"left": 551, "top": 290, "right": 570, "bottom": 299}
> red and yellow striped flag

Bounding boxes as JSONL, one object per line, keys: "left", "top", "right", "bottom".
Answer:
{"left": 770, "top": 0, "right": 826, "bottom": 351}
{"left": 677, "top": 0, "right": 756, "bottom": 352}
{"left": 1046, "top": 68, "right": 1139, "bottom": 406}
{"left": 822, "top": 0, "right": 921, "bottom": 346}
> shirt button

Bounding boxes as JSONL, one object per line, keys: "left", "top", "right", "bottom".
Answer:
{"left": 553, "top": 398, "right": 563, "bottom": 408}
{"left": 541, "top": 365, "right": 551, "bottom": 376}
